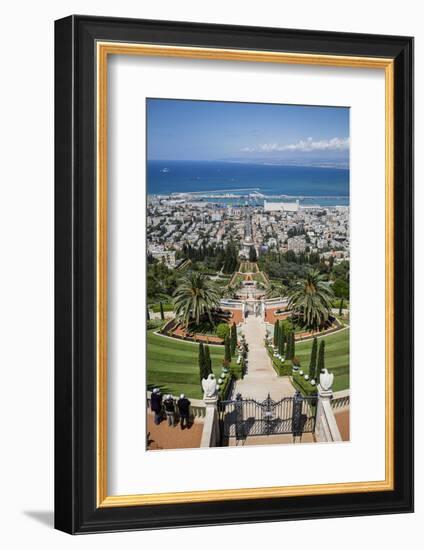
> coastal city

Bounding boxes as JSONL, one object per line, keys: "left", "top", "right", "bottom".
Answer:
{"left": 147, "top": 194, "right": 349, "bottom": 268}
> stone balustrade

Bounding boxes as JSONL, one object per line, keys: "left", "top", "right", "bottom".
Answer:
{"left": 315, "top": 384, "right": 343, "bottom": 443}
{"left": 146, "top": 391, "right": 206, "bottom": 419}
{"left": 331, "top": 389, "right": 350, "bottom": 411}
{"left": 200, "top": 395, "right": 220, "bottom": 447}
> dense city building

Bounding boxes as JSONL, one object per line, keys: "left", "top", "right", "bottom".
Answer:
{"left": 147, "top": 196, "right": 349, "bottom": 264}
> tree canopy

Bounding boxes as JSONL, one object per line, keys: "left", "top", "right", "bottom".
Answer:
{"left": 287, "top": 269, "right": 334, "bottom": 331}
{"left": 173, "top": 272, "right": 221, "bottom": 328}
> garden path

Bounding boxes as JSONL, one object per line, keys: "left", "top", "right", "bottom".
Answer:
{"left": 233, "top": 315, "right": 294, "bottom": 401}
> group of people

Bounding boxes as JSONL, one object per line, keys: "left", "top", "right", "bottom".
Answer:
{"left": 150, "top": 388, "right": 191, "bottom": 429}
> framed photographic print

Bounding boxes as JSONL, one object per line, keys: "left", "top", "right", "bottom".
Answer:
{"left": 54, "top": 15, "right": 414, "bottom": 533}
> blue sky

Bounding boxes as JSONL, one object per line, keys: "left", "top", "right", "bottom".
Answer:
{"left": 147, "top": 98, "right": 349, "bottom": 166}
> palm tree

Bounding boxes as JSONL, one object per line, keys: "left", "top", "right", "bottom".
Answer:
{"left": 173, "top": 272, "right": 221, "bottom": 328}
{"left": 265, "top": 280, "right": 287, "bottom": 300}
{"left": 287, "top": 269, "right": 334, "bottom": 331}
{"left": 226, "top": 283, "right": 239, "bottom": 299}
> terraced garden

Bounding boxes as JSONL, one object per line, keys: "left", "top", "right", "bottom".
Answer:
{"left": 294, "top": 328, "right": 350, "bottom": 392}
{"left": 147, "top": 330, "right": 225, "bottom": 399}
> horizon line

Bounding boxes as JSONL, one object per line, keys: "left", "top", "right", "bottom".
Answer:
{"left": 148, "top": 159, "right": 349, "bottom": 168}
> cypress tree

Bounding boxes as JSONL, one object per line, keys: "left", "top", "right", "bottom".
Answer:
{"left": 147, "top": 306, "right": 150, "bottom": 321}
{"left": 273, "top": 320, "right": 279, "bottom": 347}
{"left": 339, "top": 298, "right": 344, "bottom": 316}
{"left": 317, "top": 340, "right": 326, "bottom": 380}
{"left": 309, "top": 337, "right": 318, "bottom": 379}
{"left": 285, "top": 329, "right": 291, "bottom": 359}
{"left": 286, "top": 332, "right": 293, "bottom": 361}
{"left": 198, "top": 343, "right": 206, "bottom": 386}
{"left": 286, "top": 331, "right": 295, "bottom": 361}
{"left": 278, "top": 322, "right": 285, "bottom": 356}
{"left": 204, "top": 345, "right": 212, "bottom": 377}
{"left": 159, "top": 301, "right": 164, "bottom": 320}
{"left": 291, "top": 331, "right": 296, "bottom": 360}
{"left": 230, "top": 323, "right": 237, "bottom": 356}
{"left": 224, "top": 335, "right": 232, "bottom": 363}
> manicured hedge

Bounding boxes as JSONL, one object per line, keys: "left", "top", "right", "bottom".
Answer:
{"left": 218, "top": 371, "right": 232, "bottom": 399}
{"left": 291, "top": 371, "right": 318, "bottom": 397}
{"left": 216, "top": 322, "right": 230, "bottom": 340}
{"left": 230, "top": 360, "right": 244, "bottom": 380}
{"left": 147, "top": 319, "right": 165, "bottom": 330}
{"left": 265, "top": 344, "right": 292, "bottom": 376}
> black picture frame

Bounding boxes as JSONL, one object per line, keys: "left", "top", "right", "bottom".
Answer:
{"left": 55, "top": 15, "right": 414, "bottom": 534}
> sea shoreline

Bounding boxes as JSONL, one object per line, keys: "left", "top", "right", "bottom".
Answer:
{"left": 147, "top": 160, "right": 349, "bottom": 206}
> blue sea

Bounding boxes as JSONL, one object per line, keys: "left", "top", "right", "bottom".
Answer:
{"left": 147, "top": 160, "right": 349, "bottom": 207}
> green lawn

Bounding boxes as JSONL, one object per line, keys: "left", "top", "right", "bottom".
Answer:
{"left": 150, "top": 302, "right": 173, "bottom": 313}
{"left": 147, "top": 330, "right": 225, "bottom": 399}
{"left": 230, "top": 274, "right": 245, "bottom": 287}
{"left": 331, "top": 298, "right": 350, "bottom": 310}
{"left": 294, "top": 329, "right": 350, "bottom": 392}
{"left": 252, "top": 272, "right": 268, "bottom": 285}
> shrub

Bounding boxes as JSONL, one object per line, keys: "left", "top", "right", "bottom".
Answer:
{"left": 198, "top": 343, "right": 206, "bottom": 387}
{"left": 317, "top": 339, "right": 326, "bottom": 377}
{"left": 204, "top": 345, "right": 212, "bottom": 377}
{"left": 147, "top": 319, "right": 164, "bottom": 330}
{"left": 278, "top": 322, "right": 285, "bottom": 356}
{"left": 292, "top": 371, "right": 318, "bottom": 397}
{"left": 285, "top": 331, "right": 292, "bottom": 360}
{"left": 224, "top": 335, "right": 232, "bottom": 362}
{"left": 281, "top": 319, "right": 293, "bottom": 332}
{"left": 230, "top": 362, "right": 244, "bottom": 380}
{"left": 218, "top": 372, "right": 232, "bottom": 399}
{"left": 309, "top": 337, "right": 318, "bottom": 379}
{"left": 273, "top": 320, "right": 279, "bottom": 346}
{"left": 265, "top": 343, "right": 292, "bottom": 376}
{"left": 216, "top": 322, "right": 230, "bottom": 340}
{"left": 230, "top": 322, "right": 237, "bottom": 356}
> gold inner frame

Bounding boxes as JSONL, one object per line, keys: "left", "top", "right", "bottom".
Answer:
{"left": 96, "top": 42, "right": 395, "bottom": 508}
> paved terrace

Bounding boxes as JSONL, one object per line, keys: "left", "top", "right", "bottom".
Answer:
{"left": 146, "top": 412, "right": 204, "bottom": 450}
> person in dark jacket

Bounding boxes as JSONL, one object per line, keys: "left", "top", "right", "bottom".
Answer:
{"left": 150, "top": 388, "right": 162, "bottom": 425}
{"left": 163, "top": 394, "right": 176, "bottom": 427}
{"left": 177, "top": 394, "right": 191, "bottom": 429}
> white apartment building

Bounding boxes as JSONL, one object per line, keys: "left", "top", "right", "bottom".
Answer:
{"left": 264, "top": 200, "right": 300, "bottom": 212}
{"left": 287, "top": 235, "right": 307, "bottom": 253}
{"left": 150, "top": 249, "right": 176, "bottom": 267}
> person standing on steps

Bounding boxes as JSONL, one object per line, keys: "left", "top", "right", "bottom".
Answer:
{"left": 150, "top": 388, "right": 162, "bottom": 425}
{"left": 163, "top": 394, "right": 176, "bottom": 427}
{"left": 177, "top": 394, "right": 191, "bottom": 429}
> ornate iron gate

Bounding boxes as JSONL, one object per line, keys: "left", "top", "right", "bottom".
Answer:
{"left": 219, "top": 392, "right": 316, "bottom": 442}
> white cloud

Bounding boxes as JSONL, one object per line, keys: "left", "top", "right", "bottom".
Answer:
{"left": 241, "top": 137, "right": 349, "bottom": 153}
